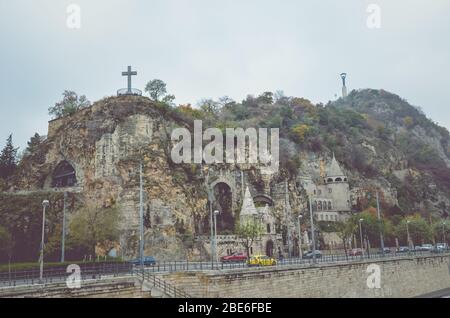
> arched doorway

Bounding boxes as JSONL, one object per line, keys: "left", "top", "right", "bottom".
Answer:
{"left": 265, "top": 239, "right": 274, "bottom": 257}
{"left": 52, "top": 161, "right": 77, "bottom": 188}
{"left": 213, "top": 182, "right": 234, "bottom": 234}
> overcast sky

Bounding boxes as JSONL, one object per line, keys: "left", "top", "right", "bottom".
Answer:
{"left": 1, "top": 0, "right": 449, "bottom": 150}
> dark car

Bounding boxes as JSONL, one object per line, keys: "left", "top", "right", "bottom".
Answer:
{"left": 221, "top": 252, "right": 248, "bottom": 263}
{"left": 130, "top": 256, "right": 156, "bottom": 266}
{"left": 303, "top": 250, "right": 322, "bottom": 259}
{"left": 397, "top": 247, "right": 409, "bottom": 253}
{"left": 379, "top": 247, "right": 391, "bottom": 254}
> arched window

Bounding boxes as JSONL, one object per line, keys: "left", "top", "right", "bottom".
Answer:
{"left": 52, "top": 161, "right": 77, "bottom": 188}
{"left": 328, "top": 202, "right": 332, "bottom": 210}
{"left": 335, "top": 178, "right": 343, "bottom": 182}
{"left": 323, "top": 201, "right": 327, "bottom": 211}
{"left": 327, "top": 178, "right": 333, "bottom": 183}
{"left": 325, "top": 215, "right": 329, "bottom": 221}
{"left": 317, "top": 201, "right": 322, "bottom": 211}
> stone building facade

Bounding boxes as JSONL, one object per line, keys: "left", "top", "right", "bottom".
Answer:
{"left": 297, "top": 154, "right": 352, "bottom": 223}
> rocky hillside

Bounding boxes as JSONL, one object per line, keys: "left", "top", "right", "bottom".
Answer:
{"left": 1, "top": 88, "right": 449, "bottom": 262}
{"left": 212, "top": 88, "right": 450, "bottom": 217}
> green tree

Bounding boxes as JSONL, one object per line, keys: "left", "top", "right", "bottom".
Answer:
{"left": 236, "top": 219, "right": 264, "bottom": 258}
{"left": 291, "top": 124, "right": 311, "bottom": 143}
{"left": 348, "top": 208, "right": 392, "bottom": 249}
{"left": 68, "top": 204, "right": 120, "bottom": 256}
{"left": 403, "top": 116, "right": 414, "bottom": 128}
{"left": 162, "top": 94, "right": 176, "bottom": 106}
{"left": 335, "top": 221, "right": 356, "bottom": 257}
{"left": 432, "top": 220, "right": 450, "bottom": 244}
{"left": 218, "top": 96, "right": 235, "bottom": 108}
{"left": 394, "top": 215, "right": 433, "bottom": 246}
{"left": 0, "top": 225, "right": 13, "bottom": 262}
{"left": 25, "top": 133, "right": 43, "bottom": 154}
{"left": 257, "top": 91, "right": 274, "bottom": 104}
{"left": 0, "top": 134, "right": 18, "bottom": 179}
{"left": 48, "top": 90, "right": 90, "bottom": 119}
{"left": 145, "top": 79, "right": 168, "bottom": 102}
{"left": 198, "top": 98, "right": 220, "bottom": 115}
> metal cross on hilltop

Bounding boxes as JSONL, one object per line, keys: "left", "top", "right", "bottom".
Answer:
{"left": 122, "top": 66, "right": 137, "bottom": 94}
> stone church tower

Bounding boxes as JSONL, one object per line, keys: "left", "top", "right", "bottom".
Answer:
{"left": 298, "top": 154, "right": 352, "bottom": 223}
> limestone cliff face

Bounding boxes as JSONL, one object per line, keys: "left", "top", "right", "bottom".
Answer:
{"left": 13, "top": 96, "right": 301, "bottom": 260}
{"left": 11, "top": 89, "right": 449, "bottom": 259}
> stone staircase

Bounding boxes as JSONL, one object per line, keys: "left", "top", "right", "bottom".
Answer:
{"left": 135, "top": 270, "right": 191, "bottom": 298}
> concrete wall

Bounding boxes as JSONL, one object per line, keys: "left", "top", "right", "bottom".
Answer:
{"left": 0, "top": 277, "right": 151, "bottom": 298}
{"left": 161, "top": 254, "right": 450, "bottom": 298}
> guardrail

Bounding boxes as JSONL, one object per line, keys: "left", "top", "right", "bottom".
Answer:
{"left": 135, "top": 270, "right": 191, "bottom": 298}
{"left": 117, "top": 88, "right": 142, "bottom": 96}
{"left": 0, "top": 262, "right": 132, "bottom": 288}
{"left": 1, "top": 250, "right": 448, "bottom": 288}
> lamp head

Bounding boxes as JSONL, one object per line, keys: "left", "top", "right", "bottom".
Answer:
{"left": 359, "top": 218, "right": 364, "bottom": 223}
{"left": 214, "top": 210, "right": 220, "bottom": 216}
{"left": 42, "top": 200, "right": 50, "bottom": 207}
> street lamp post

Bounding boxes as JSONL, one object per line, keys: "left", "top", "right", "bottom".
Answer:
{"left": 359, "top": 218, "right": 364, "bottom": 258}
{"left": 213, "top": 210, "right": 220, "bottom": 265}
{"left": 297, "top": 214, "right": 303, "bottom": 259}
{"left": 442, "top": 222, "right": 446, "bottom": 244}
{"left": 375, "top": 192, "right": 385, "bottom": 256}
{"left": 61, "top": 192, "right": 67, "bottom": 263}
{"left": 367, "top": 191, "right": 385, "bottom": 256}
{"left": 406, "top": 220, "right": 411, "bottom": 249}
{"left": 309, "top": 196, "right": 317, "bottom": 264}
{"left": 139, "top": 161, "right": 144, "bottom": 269}
{"left": 40, "top": 200, "right": 49, "bottom": 283}
{"left": 204, "top": 170, "right": 214, "bottom": 267}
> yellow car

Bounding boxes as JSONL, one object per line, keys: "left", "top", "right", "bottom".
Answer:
{"left": 248, "top": 255, "right": 277, "bottom": 267}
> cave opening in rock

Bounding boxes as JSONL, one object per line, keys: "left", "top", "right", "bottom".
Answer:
{"left": 52, "top": 161, "right": 77, "bottom": 188}
{"left": 213, "top": 182, "right": 234, "bottom": 234}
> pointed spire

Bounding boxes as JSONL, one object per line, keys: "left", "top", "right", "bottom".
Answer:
{"left": 240, "top": 187, "right": 258, "bottom": 217}
{"left": 327, "top": 153, "right": 345, "bottom": 177}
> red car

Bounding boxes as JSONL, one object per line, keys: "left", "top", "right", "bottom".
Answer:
{"left": 349, "top": 248, "right": 364, "bottom": 256}
{"left": 220, "top": 252, "right": 248, "bottom": 263}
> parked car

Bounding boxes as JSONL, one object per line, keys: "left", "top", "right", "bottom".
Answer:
{"left": 432, "top": 243, "right": 448, "bottom": 253}
{"left": 421, "top": 244, "right": 434, "bottom": 251}
{"left": 349, "top": 248, "right": 364, "bottom": 256}
{"left": 248, "top": 255, "right": 277, "bottom": 267}
{"left": 378, "top": 247, "right": 391, "bottom": 254}
{"left": 221, "top": 252, "right": 248, "bottom": 263}
{"left": 303, "top": 250, "right": 322, "bottom": 259}
{"left": 130, "top": 256, "right": 156, "bottom": 266}
{"left": 415, "top": 245, "right": 426, "bottom": 251}
{"left": 436, "top": 243, "right": 448, "bottom": 250}
{"left": 431, "top": 246, "right": 445, "bottom": 253}
{"left": 397, "top": 247, "right": 410, "bottom": 253}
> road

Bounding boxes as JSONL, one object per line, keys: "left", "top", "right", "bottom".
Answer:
{"left": 1, "top": 250, "right": 446, "bottom": 289}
